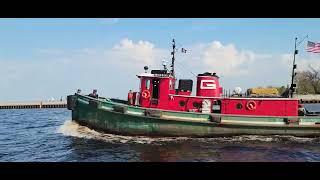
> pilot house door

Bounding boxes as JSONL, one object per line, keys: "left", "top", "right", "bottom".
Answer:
{"left": 149, "top": 79, "right": 160, "bottom": 107}
{"left": 152, "top": 79, "right": 160, "bottom": 100}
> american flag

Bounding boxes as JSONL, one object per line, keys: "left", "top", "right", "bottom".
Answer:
{"left": 306, "top": 41, "right": 320, "bottom": 53}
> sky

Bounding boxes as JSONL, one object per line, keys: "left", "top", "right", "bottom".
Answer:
{"left": 0, "top": 18, "right": 320, "bottom": 102}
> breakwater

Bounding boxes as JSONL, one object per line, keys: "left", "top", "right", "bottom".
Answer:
{"left": 0, "top": 101, "right": 67, "bottom": 109}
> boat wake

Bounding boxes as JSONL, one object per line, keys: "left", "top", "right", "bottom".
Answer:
{"left": 57, "top": 120, "right": 320, "bottom": 145}
{"left": 197, "top": 135, "right": 320, "bottom": 144}
{"left": 57, "top": 120, "right": 189, "bottom": 144}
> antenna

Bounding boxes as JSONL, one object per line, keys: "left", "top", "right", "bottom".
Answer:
{"left": 290, "top": 37, "right": 298, "bottom": 98}
{"left": 170, "top": 39, "right": 176, "bottom": 77}
{"left": 289, "top": 35, "right": 308, "bottom": 98}
{"left": 162, "top": 59, "right": 168, "bottom": 71}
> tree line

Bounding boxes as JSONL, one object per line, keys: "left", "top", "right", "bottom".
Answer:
{"left": 295, "top": 65, "right": 320, "bottom": 94}
{"left": 254, "top": 65, "right": 320, "bottom": 96}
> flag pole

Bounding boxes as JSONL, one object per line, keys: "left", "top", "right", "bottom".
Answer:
{"left": 290, "top": 37, "right": 298, "bottom": 98}
{"left": 171, "top": 39, "right": 176, "bottom": 78}
{"left": 289, "top": 35, "right": 308, "bottom": 98}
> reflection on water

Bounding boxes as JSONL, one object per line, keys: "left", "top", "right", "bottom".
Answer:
{"left": 1, "top": 108, "right": 320, "bottom": 162}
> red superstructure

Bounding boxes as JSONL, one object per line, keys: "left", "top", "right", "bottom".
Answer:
{"left": 128, "top": 39, "right": 299, "bottom": 117}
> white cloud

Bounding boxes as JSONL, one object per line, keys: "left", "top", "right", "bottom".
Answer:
{"left": 34, "top": 39, "right": 265, "bottom": 77}
{"left": 0, "top": 38, "right": 277, "bottom": 101}
{"left": 34, "top": 38, "right": 168, "bottom": 71}
{"left": 281, "top": 53, "right": 320, "bottom": 71}
{"left": 109, "top": 38, "right": 168, "bottom": 69}
{"left": 0, "top": 39, "right": 170, "bottom": 101}
{"left": 182, "top": 41, "right": 261, "bottom": 77}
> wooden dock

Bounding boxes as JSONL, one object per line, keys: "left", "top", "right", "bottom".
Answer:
{"left": 0, "top": 101, "right": 67, "bottom": 109}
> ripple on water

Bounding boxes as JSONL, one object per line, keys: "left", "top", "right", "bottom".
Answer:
{"left": 1, "top": 108, "right": 320, "bottom": 162}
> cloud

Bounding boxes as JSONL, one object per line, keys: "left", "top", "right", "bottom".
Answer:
{"left": 281, "top": 53, "right": 320, "bottom": 71}
{"left": 0, "top": 38, "right": 277, "bottom": 101}
{"left": 179, "top": 41, "right": 263, "bottom": 77}
{"left": 34, "top": 39, "right": 265, "bottom": 77}
{"left": 109, "top": 38, "right": 168, "bottom": 69}
{"left": 34, "top": 38, "right": 168, "bottom": 70}
{"left": 0, "top": 39, "right": 170, "bottom": 101}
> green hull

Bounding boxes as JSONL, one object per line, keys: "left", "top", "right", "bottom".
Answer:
{"left": 68, "top": 94, "right": 320, "bottom": 137}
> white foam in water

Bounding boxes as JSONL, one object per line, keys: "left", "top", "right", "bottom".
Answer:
{"left": 57, "top": 120, "right": 319, "bottom": 144}
{"left": 57, "top": 120, "right": 189, "bottom": 144}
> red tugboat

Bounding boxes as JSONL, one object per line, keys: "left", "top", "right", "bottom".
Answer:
{"left": 67, "top": 39, "right": 320, "bottom": 137}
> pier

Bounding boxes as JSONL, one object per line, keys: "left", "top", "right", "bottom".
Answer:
{"left": 0, "top": 101, "right": 67, "bottom": 109}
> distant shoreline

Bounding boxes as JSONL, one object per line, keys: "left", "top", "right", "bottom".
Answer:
{"left": 294, "top": 94, "right": 320, "bottom": 100}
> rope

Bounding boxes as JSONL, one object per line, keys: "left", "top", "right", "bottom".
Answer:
{"left": 175, "top": 59, "right": 197, "bottom": 78}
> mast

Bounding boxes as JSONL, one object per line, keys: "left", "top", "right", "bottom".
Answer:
{"left": 170, "top": 39, "right": 176, "bottom": 77}
{"left": 290, "top": 37, "right": 298, "bottom": 98}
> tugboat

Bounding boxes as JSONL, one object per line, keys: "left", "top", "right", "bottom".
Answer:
{"left": 67, "top": 39, "right": 320, "bottom": 137}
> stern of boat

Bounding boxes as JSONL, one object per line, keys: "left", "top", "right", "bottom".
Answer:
{"left": 67, "top": 94, "right": 79, "bottom": 121}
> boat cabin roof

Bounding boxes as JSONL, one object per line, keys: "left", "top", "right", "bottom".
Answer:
{"left": 137, "top": 73, "right": 174, "bottom": 79}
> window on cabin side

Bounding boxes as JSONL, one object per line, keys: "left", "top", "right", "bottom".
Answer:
{"left": 146, "top": 79, "right": 150, "bottom": 90}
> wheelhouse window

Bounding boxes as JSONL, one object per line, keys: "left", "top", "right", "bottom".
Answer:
{"left": 145, "top": 79, "right": 150, "bottom": 90}
{"left": 169, "top": 79, "right": 173, "bottom": 90}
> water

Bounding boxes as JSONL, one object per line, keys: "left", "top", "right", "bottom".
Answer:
{"left": 1, "top": 105, "right": 320, "bottom": 162}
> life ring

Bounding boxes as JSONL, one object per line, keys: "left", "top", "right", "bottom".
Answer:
{"left": 141, "top": 90, "right": 151, "bottom": 99}
{"left": 246, "top": 101, "right": 256, "bottom": 111}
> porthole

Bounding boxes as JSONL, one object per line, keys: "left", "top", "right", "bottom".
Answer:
{"left": 179, "top": 101, "right": 186, "bottom": 107}
{"left": 193, "top": 102, "right": 200, "bottom": 108}
{"left": 236, "top": 103, "right": 243, "bottom": 109}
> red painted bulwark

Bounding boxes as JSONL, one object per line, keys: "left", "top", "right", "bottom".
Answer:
{"left": 167, "top": 95, "right": 207, "bottom": 112}
{"left": 221, "top": 98, "right": 298, "bottom": 116}
{"left": 177, "top": 91, "right": 191, "bottom": 96}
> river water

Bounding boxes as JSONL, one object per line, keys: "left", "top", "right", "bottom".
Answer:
{"left": 0, "top": 104, "right": 320, "bottom": 162}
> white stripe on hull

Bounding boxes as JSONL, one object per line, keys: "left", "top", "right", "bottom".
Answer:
{"left": 101, "top": 106, "right": 113, "bottom": 110}
{"left": 299, "top": 122, "right": 316, "bottom": 126}
{"left": 221, "top": 119, "right": 286, "bottom": 125}
{"left": 162, "top": 115, "right": 208, "bottom": 121}
{"left": 222, "top": 119, "right": 319, "bottom": 127}
{"left": 127, "top": 111, "right": 144, "bottom": 115}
